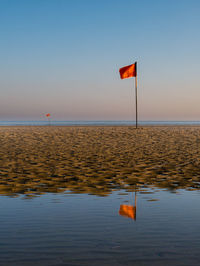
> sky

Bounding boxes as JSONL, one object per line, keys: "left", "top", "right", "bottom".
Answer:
{"left": 0, "top": 0, "right": 200, "bottom": 121}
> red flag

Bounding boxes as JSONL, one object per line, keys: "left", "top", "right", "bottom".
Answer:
{"left": 46, "top": 113, "right": 50, "bottom": 117}
{"left": 119, "top": 63, "right": 137, "bottom": 79}
{"left": 119, "top": 205, "right": 136, "bottom": 220}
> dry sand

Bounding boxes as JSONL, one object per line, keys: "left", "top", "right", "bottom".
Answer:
{"left": 0, "top": 126, "right": 200, "bottom": 197}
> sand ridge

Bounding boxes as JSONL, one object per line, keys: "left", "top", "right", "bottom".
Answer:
{"left": 0, "top": 126, "right": 200, "bottom": 197}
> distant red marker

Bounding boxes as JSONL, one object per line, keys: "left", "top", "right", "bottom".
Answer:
{"left": 46, "top": 113, "right": 51, "bottom": 117}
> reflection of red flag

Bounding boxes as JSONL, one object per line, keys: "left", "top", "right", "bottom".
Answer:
{"left": 46, "top": 113, "right": 50, "bottom": 117}
{"left": 119, "top": 63, "right": 137, "bottom": 79}
{"left": 119, "top": 205, "right": 136, "bottom": 220}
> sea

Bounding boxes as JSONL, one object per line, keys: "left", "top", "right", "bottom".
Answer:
{"left": 1, "top": 120, "right": 200, "bottom": 126}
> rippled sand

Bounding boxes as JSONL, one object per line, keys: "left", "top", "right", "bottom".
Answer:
{"left": 0, "top": 126, "right": 200, "bottom": 196}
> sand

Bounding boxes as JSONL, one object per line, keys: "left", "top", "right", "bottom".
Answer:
{"left": 0, "top": 126, "right": 200, "bottom": 197}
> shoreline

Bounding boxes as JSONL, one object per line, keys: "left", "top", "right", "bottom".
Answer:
{"left": 2, "top": 124, "right": 200, "bottom": 128}
{"left": 1, "top": 121, "right": 200, "bottom": 127}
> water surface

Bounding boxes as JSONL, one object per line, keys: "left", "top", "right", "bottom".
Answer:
{"left": 1, "top": 120, "right": 200, "bottom": 126}
{"left": 0, "top": 188, "right": 200, "bottom": 265}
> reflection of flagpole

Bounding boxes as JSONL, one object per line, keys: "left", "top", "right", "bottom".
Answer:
{"left": 135, "top": 62, "right": 138, "bottom": 129}
{"left": 135, "top": 191, "right": 137, "bottom": 207}
{"left": 132, "top": 191, "right": 137, "bottom": 207}
{"left": 119, "top": 191, "right": 137, "bottom": 220}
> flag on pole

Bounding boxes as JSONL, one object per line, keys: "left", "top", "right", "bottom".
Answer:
{"left": 45, "top": 113, "right": 51, "bottom": 126}
{"left": 119, "top": 63, "right": 137, "bottom": 79}
{"left": 119, "top": 61, "right": 138, "bottom": 128}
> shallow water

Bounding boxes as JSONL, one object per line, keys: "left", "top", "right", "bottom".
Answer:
{"left": 0, "top": 188, "right": 200, "bottom": 265}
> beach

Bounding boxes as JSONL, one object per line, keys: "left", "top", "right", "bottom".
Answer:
{"left": 0, "top": 126, "right": 200, "bottom": 197}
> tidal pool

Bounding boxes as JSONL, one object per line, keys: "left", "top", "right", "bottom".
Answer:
{"left": 0, "top": 188, "right": 200, "bottom": 265}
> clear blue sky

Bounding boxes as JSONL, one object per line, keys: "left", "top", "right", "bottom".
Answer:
{"left": 1, "top": 0, "right": 200, "bottom": 121}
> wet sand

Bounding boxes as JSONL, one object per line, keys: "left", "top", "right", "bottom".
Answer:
{"left": 0, "top": 126, "right": 200, "bottom": 196}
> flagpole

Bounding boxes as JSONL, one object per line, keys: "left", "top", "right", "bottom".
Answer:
{"left": 135, "top": 61, "right": 138, "bottom": 129}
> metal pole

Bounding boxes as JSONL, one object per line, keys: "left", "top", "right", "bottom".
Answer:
{"left": 135, "top": 62, "right": 138, "bottom": 129}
